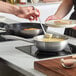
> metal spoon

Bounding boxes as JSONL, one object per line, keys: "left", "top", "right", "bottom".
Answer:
{"left": 38, "top": 17, "right": 53, "bottom": 38}
{"left": 31, "top": 1, "right": 52, "bottom": 38}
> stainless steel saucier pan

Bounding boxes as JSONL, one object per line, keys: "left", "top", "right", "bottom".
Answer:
{"left": 33, "top": 34, "right": 69, "bottom": 52}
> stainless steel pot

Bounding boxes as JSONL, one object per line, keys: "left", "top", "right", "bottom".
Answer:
{"left": 34, "top": 34, "right": 69, "bottom": 52}
{"left": 5, "top": 23, "right": 47, "bottom": 37}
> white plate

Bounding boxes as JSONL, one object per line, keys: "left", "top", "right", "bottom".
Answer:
{"left": 45, "top": 20, "right": 76, "bottom": 28}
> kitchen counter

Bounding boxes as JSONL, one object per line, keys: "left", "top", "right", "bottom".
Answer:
{"left": 0, "top": 3, "right": 75, "bottom": 76}
{"left": 0, "top": 34, "right": 75, "bottom": 76}
{"left": 0, "top": 39, "right": 46, "bottom": 76}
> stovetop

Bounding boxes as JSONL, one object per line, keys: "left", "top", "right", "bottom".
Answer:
{"left": 0, "top": 33, "right": 75, "bottom": 59}
{"left": 0, "top": 31, "right": 75, "bottom": 59}
{"left": 16, "top": 44, "right": 72, "bottom": 59}
{"left": 0, "top": 22, "right": 75, "bottom": 59}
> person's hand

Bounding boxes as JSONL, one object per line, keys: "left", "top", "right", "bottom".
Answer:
{"left": 45, "top": 15, "right": 60, "bottom": 21}
{"left": 16, "top": 6, "right": 40, "bottom": 21}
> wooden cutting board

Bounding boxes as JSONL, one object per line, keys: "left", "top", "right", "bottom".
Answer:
{"left": 34, "top": 56, "right": 76, "bottom": 76}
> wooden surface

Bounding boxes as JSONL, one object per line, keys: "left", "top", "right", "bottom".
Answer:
{"left": 34, "top": 56, "right": 76, "bottom": 76}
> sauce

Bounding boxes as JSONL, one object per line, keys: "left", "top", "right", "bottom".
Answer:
{"left": 39, "top": 37, "right": 64, "bottom": 42}
{"left": 24, "top": 28, "right": 39, "bottom": 30}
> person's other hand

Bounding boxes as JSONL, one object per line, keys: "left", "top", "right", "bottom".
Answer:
{"left": 16, "top": 6, "right": 40, "bottom": 21}
{"left": 45, "top": 15, "right": 60, "bottom": 21}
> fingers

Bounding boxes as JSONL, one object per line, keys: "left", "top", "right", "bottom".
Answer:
{"left": 25, "top": 8, "right": 40, "bottom": 21}
{"left": 45, "top": 15, "right": 56, "bottom": 21}
{"left": 45, "top": 16, "right": 53, "bottom": 21}
{"left": 35, "top": 8, "right": 40, "bottom": 17}
{"left": 45, "top": 15, "right": 60, "bottom": 22}
{"left": 28, "top": 8, "right": 40, "bottom": 21}
{"left": 17, "top": 6, "right": 40, "bottom": 21}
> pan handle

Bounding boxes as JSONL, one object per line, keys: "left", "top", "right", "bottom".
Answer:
{"left": 1, "top": 35, "right": 34, "bottom": 43}
{"left": 19, "top": 38, "right": 34, "bottom": 43}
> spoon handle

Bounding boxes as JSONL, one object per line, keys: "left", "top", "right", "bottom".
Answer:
{"left": 38, "top": 17, "right": 46, "bottom": 34}
{"left": 31, "top": 1, "right": 46, "bottom": 35}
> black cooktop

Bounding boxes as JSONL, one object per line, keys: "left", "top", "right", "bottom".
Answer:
{"left": 16, "top": 44, "right": 72, "bottom": 59}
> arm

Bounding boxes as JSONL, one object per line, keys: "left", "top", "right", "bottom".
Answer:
{"left": 46, "top": 0, "right": 73, "bottom": 21}
{"left": 54, "top": 0, "right": 73, "bottom": 19}
{"left": 0, "top": 1, "right": 40, "bottom": 20}
{"left": 0, "top": 1, "right": 19, "bottom": 15}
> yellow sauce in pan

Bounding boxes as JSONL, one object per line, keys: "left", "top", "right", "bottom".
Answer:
{"left": 40, "top": 38, "right": 64, "bottom": 42}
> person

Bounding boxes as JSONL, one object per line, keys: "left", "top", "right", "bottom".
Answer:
{"left": 46, "top": 0, "right": 76, "bottom": 52}
{"left": 46, "top": 0, "right": 74, "bottom": 21}
{"left": 0, "top": 1, "right": 40, "bottom": 21}
{"left": 46, "top": 0, "right": 76, "bottom": 35}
